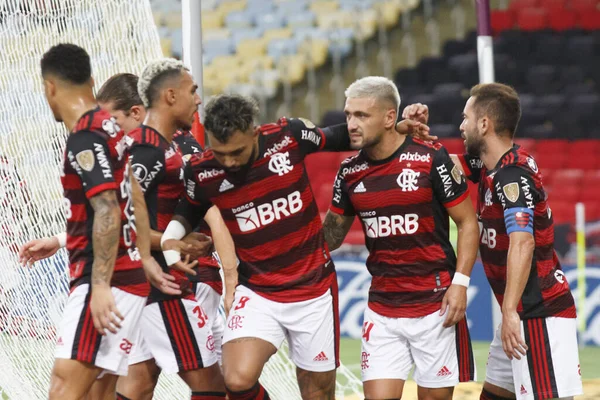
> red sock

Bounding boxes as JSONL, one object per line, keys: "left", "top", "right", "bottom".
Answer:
{"left": 226, "top": 382, "right": 270, "bottom": 400}
{"left": 191, "top": 391, "right": 226, "bottom": 400}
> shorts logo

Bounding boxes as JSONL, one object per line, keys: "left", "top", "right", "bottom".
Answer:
{"left": 313, "top": 351, "right": 329, "bottom": 361}
{"left": 503, "top": 182, "right": 520, "bottom": 203}
{"left": 119, "top": 338, "right": 133, "bottom": 355}
{"left": 361, "top": 351, "right": 370, "bottom": 370}
{"left": 56, "top": 337, "right": 64, "bottom": 346}
{"left": 76, "top": 150, "right": 95, "bottom": 172}
{"left": 362, "top": 321, "right": 374, "bottom": 342}
{"left": 206, "top": 335, "right": 215, "bottom": 351}
{"left": 268, "top": 152, "right": 293, "bottom": 176}
{"left": 520, "top": 385, "right": 528, "bottom": 395}
{"left": 228, "top": 315, "right": 244, "bottom": 330}
{"left": 436, "top": 366, "right": 452, "bottom": 377}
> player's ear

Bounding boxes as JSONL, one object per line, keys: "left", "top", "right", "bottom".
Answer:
{"left": 479, "top": 115, "right": 489, "bottom": 135}
{"left": 384, "top": 108, "right": 396, "bottom": 129}
{"left": 129, "top": 105, "right": 145, "bottom": 122}
{"left": 89, "top": 76, "right": 95, "bottom": 89}
{"left": 43, "top": 79, "right": 56, "bottom": 98}
{"left": 165, "top": 87, "right": 176, "bottom": 106}
{"left": 252, "top": 126, "right": 260, "bottom": 138}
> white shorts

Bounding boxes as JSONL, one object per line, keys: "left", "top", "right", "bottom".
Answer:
{"left": 128, "top": 297, "right": 218, "bottom": 374}
{"left": 223, "top": 284, "right": 339, "bottom": 372}
{"left": 361, "top": 307, "right": 476, "bottom": 388}
{"left": 195, "top": 282, "right": 224, "bottom": 364}
{"left": 485, "top": 317, "right": 583, "bottom": 400}
{"left": 55, "top": 284, "right": 145, "bottom": 376}
{"left": 129, "top": 283, "right": 224, "bottom": 368}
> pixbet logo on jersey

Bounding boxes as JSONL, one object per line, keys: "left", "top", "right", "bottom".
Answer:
{"left": 233, "top": 191, "right": 303, "bottom": 232}
{"left": 361, "top": 213, "right": 419, "bottom": 238}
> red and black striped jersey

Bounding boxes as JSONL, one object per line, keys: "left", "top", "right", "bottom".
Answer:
{"left": 331, "top": 137, "right": 469, "bottom": 318}
{"left": 129, "top": 125, "right": 195, "bottom": 302}
{"left": 458, "top": 145, "right": 576, "bottom": 319}
{"left": 180, "top": 117, "right": 351, "bottom": 302}
{"left": 61, "top": 107, "right": 148, "bottom": 296}
{"left": 173, "top": 130, "right": 222, "bottom": 295}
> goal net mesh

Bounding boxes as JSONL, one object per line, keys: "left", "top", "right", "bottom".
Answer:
{"left": 0, "top": 1, "right": 362, "bottom": 398}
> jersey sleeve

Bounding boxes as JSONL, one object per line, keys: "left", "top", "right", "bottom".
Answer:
{"left": 175, "top": 162, "right": 214, "bottom": 229}
{"left": 456, "top": 153, "right": 483, "bottom": 183}
{"left": 66, "top": 131, "right": 117, "bottom": 199}
{"left": 330, "top": 167, "right": 355, "bottom": 216}
{"left": 287, "top": 118, "right": 351, "bottom": 156}
{"left": 431, "top": 147, "right": 470, "bottom": 208}
{"left": 174, "top": 132, "right": 203, "bottom": 156}
{"left": 129, "top": 144, "right": 165, "bottom": 193}
{"left": 493, "top": 166, "right": 538, "bottom": 235}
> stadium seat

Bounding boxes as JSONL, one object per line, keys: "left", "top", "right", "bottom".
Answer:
{"left": 491, "top": 10, "right": 515, "bottom": 34}
{"left": 263, "top": 27, "right": 293, "bottom": 41}
{"left": 309, "top": 0, "right": 340, "bottom": 14}
{"left": 286, "top": 11, "right": 316, "bottom": 28}
{"left": 548, "top": 9, "right": 577, "bottom": 31}
{"left": 225, "top": 10, "right": 254, "bottom": 29}
{"left": 535, "top": 140, "right": 569, "bottom": 154}
{"left": 568, "top": 140, "right": 600, "bottom": 155}
{"left": 236, "top": 37, "right": 268, "bottom": 57}
{"left": 204, "top": 28, "right": 232, "bottom": 40}
{"left": 429, "top": 124, "right": 459, "bottom": 138}
{"left": 549, "top": 201, "right": 576, "bottom": 224}
{"left": 231, "top": 27, "right": 264, "bottom": 47}
{"left": 565, "top": 36, "right": 595, "bottom": 63}
{"left": 438, "top": 138, "right": 464, "bottom": 156}
{"left": 565, "top": 155, "right": 597, "bottom": 170}
{"left": 552, "top": 169, "right": 585, "bottom": 185}
{"left": 277, "top": 54, "right": 306, "bottom": 84}
{"left": 217, "top": 0, "right": 247, "bottom": 15}
{"left": 578, "top": 10, "right": 600, "bottom": 30}
{"left": 316, "top": 10, "right": 354, "bottom": 30}
{"left": 267, "top": 38, "right": 299, "bottom": 61}
{"left": 372, "top": 0, "right": 402, "bottom": 28}
{"left": 534, "top": 152, "right": 568, "bottom": 169}
{"left": 298, "top": 38, "right": 330, "bottom": 67}
{"left": 517, "top": 8, "right": 548, "bottom": 31}
{"left": 201, "top": 10, "right": 225, "bottom": 29}
{"left": 570, "top": 0, "right": 599, "bottom": 13}
{"left": 276, "top": 0, "right": 309, "bottom": 14}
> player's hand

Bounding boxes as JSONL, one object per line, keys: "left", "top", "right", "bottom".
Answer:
{"left": 402, "top": 103, "right": 430, "bottom": 125}
{"left": 18, "top": 237, "right": 60, "bottom": 267}
{"left": 223, "top": 272, "right": 238, "bottom": 317}
{"left": 501, "top": 310, "right": 528, "bottom": 360}
{"left": 440, "top": 284, "right": 467, "bottom": 327}
{"left": 90, "top": 283, "right": 123, "bottom": 335}
{"left": 395, "top": 119, "right": 431, "bottom": 138}
{"left": 142, "top": 256, "right": 182, "bottom": 296}
{"left": 162, "top": 239, "right": 199, "bottom": 275}
{"left": 180, "top": 232, "right": 213, "bottom": 260}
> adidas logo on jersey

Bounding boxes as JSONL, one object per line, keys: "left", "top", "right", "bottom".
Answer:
{"left": 354, "top": 182, "right": 366, "bottom": 193}
{"left": 219, "top": 179, "right": 234, "bottom": 192}
{"left": 436, "top": 366, "right": 452, "bottom": 377}
{"left": 313, "top": 351, "right": 329, "bottom": 362}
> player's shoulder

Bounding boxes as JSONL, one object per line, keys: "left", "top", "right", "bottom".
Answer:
{"left": 410, "top": 137, "right": 444, "bottom": 152}
{"left": 337, "top": 152, "right": 369, "bottom": 179}
{"left": 128, "top": 125, "right": 164, "bottom": 148}
{"left": 496, "top": 146, "right": 538, "bottom": 179}
{"left": 76, "top": 108, "right": 122, "bottom": 139}
{"left": 187, "top": 150, "right": 226, "bottom": 183}
{"left": 259, "top": 118, "right": 288, "bottom": 137}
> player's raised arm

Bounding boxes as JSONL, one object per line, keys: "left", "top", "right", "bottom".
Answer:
{"left": 431, "top": 147, "right": 479, "bottom": 327}
{"left": 18, "top": 233, "right": 64, "bottom": 266}
{"left": 493, "top": 166, "right": 536, "bottom": 360}
{"left": 203, "top": 205, "right": 238, "bottom": 316}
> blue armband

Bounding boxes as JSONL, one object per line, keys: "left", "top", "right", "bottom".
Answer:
{"left": 504, "top": 207, "right": 534, "bottom": 235}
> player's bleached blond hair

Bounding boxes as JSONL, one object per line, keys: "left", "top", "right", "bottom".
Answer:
{"left": 344, "top": 76, "right": 401, "bottom": 115}
{"left": 138, "top": 58, "right": 187, "bottom": 108}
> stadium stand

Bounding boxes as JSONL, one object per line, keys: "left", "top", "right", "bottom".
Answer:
{"left": 305, "top": 0, "right": 600, "bottom": 242}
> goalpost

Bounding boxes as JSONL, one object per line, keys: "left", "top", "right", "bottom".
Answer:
{"left": 0, "top": 1, "right": 362, "bottom": 398}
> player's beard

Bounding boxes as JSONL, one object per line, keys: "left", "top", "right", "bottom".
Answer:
{"left": 226, "top": 143, "right": 257, "bottom": 176}
{"left": 465, "top": 129, "right": 486, "bottom": 158}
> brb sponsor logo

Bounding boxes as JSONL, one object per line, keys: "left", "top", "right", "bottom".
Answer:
{"left": 233, "top": 191, "right": 303, "bottom": 232}
{"left": 360, "top": 211, "right": 419, "bottom": 238}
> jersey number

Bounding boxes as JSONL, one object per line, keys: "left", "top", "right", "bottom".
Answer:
{"left": 193, "top": 305, "right": 208, "bottom": 328}
{"left": 481, "top": 227, "right": 497, "bottom": 249}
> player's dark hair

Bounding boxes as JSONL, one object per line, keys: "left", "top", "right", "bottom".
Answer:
{"left": 97, "top": 73, "right": 142, "bottom": 113}
{"left": 204, "top": 94, "right": 259, "bottom": 143}
{"left": 470, "top": 83, "right": 521, "bottom": 138}
{"left": 40, "top": 43, "right": 91, "bottom": 85}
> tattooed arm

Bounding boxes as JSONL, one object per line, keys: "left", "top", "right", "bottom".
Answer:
{"left": 322, "top": 210, "right": 354, "bottom": 252}
{"left": 89, "top": 190, "right": 123, "bottom": 335}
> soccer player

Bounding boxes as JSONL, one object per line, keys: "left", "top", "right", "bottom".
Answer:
{"left": 322, "top": 76, "right": 478, "bottom": 400}
{"left": 38, "top": 43, "right": 180, "bottom": 400}
{"left": 160, "top": 94, "right": 428, "bottom": 400}
{"left": 115, "top": 59, "right": 232, "bottom": 400}
{"left": 404, "top": 84, "right": 583, "bottom": 400}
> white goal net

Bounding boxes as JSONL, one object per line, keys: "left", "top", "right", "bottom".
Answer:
{"left": 0, "top": 1, "right": 362, "bottom": 399}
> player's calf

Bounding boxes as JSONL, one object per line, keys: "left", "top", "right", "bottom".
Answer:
{"left": 417, "top": 386, "right": 454, "bottom": 400}
{"left": 48, "top": 359, "right": 103, "bottom": 400}
{"left": 115, "top": 360, "right": 160, "bottom": 400}
{"left": 297, "top": 368, "right": 336, "bottom": 400}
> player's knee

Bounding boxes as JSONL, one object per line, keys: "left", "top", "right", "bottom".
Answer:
{"left": 48, "top": 374, "right": 74, "bottom": 400}
{"left": 223, "top": 368, "right": 257, "bottom": 392}
{"left": 117, "top": 377, "right": 156, "bottom": 400}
